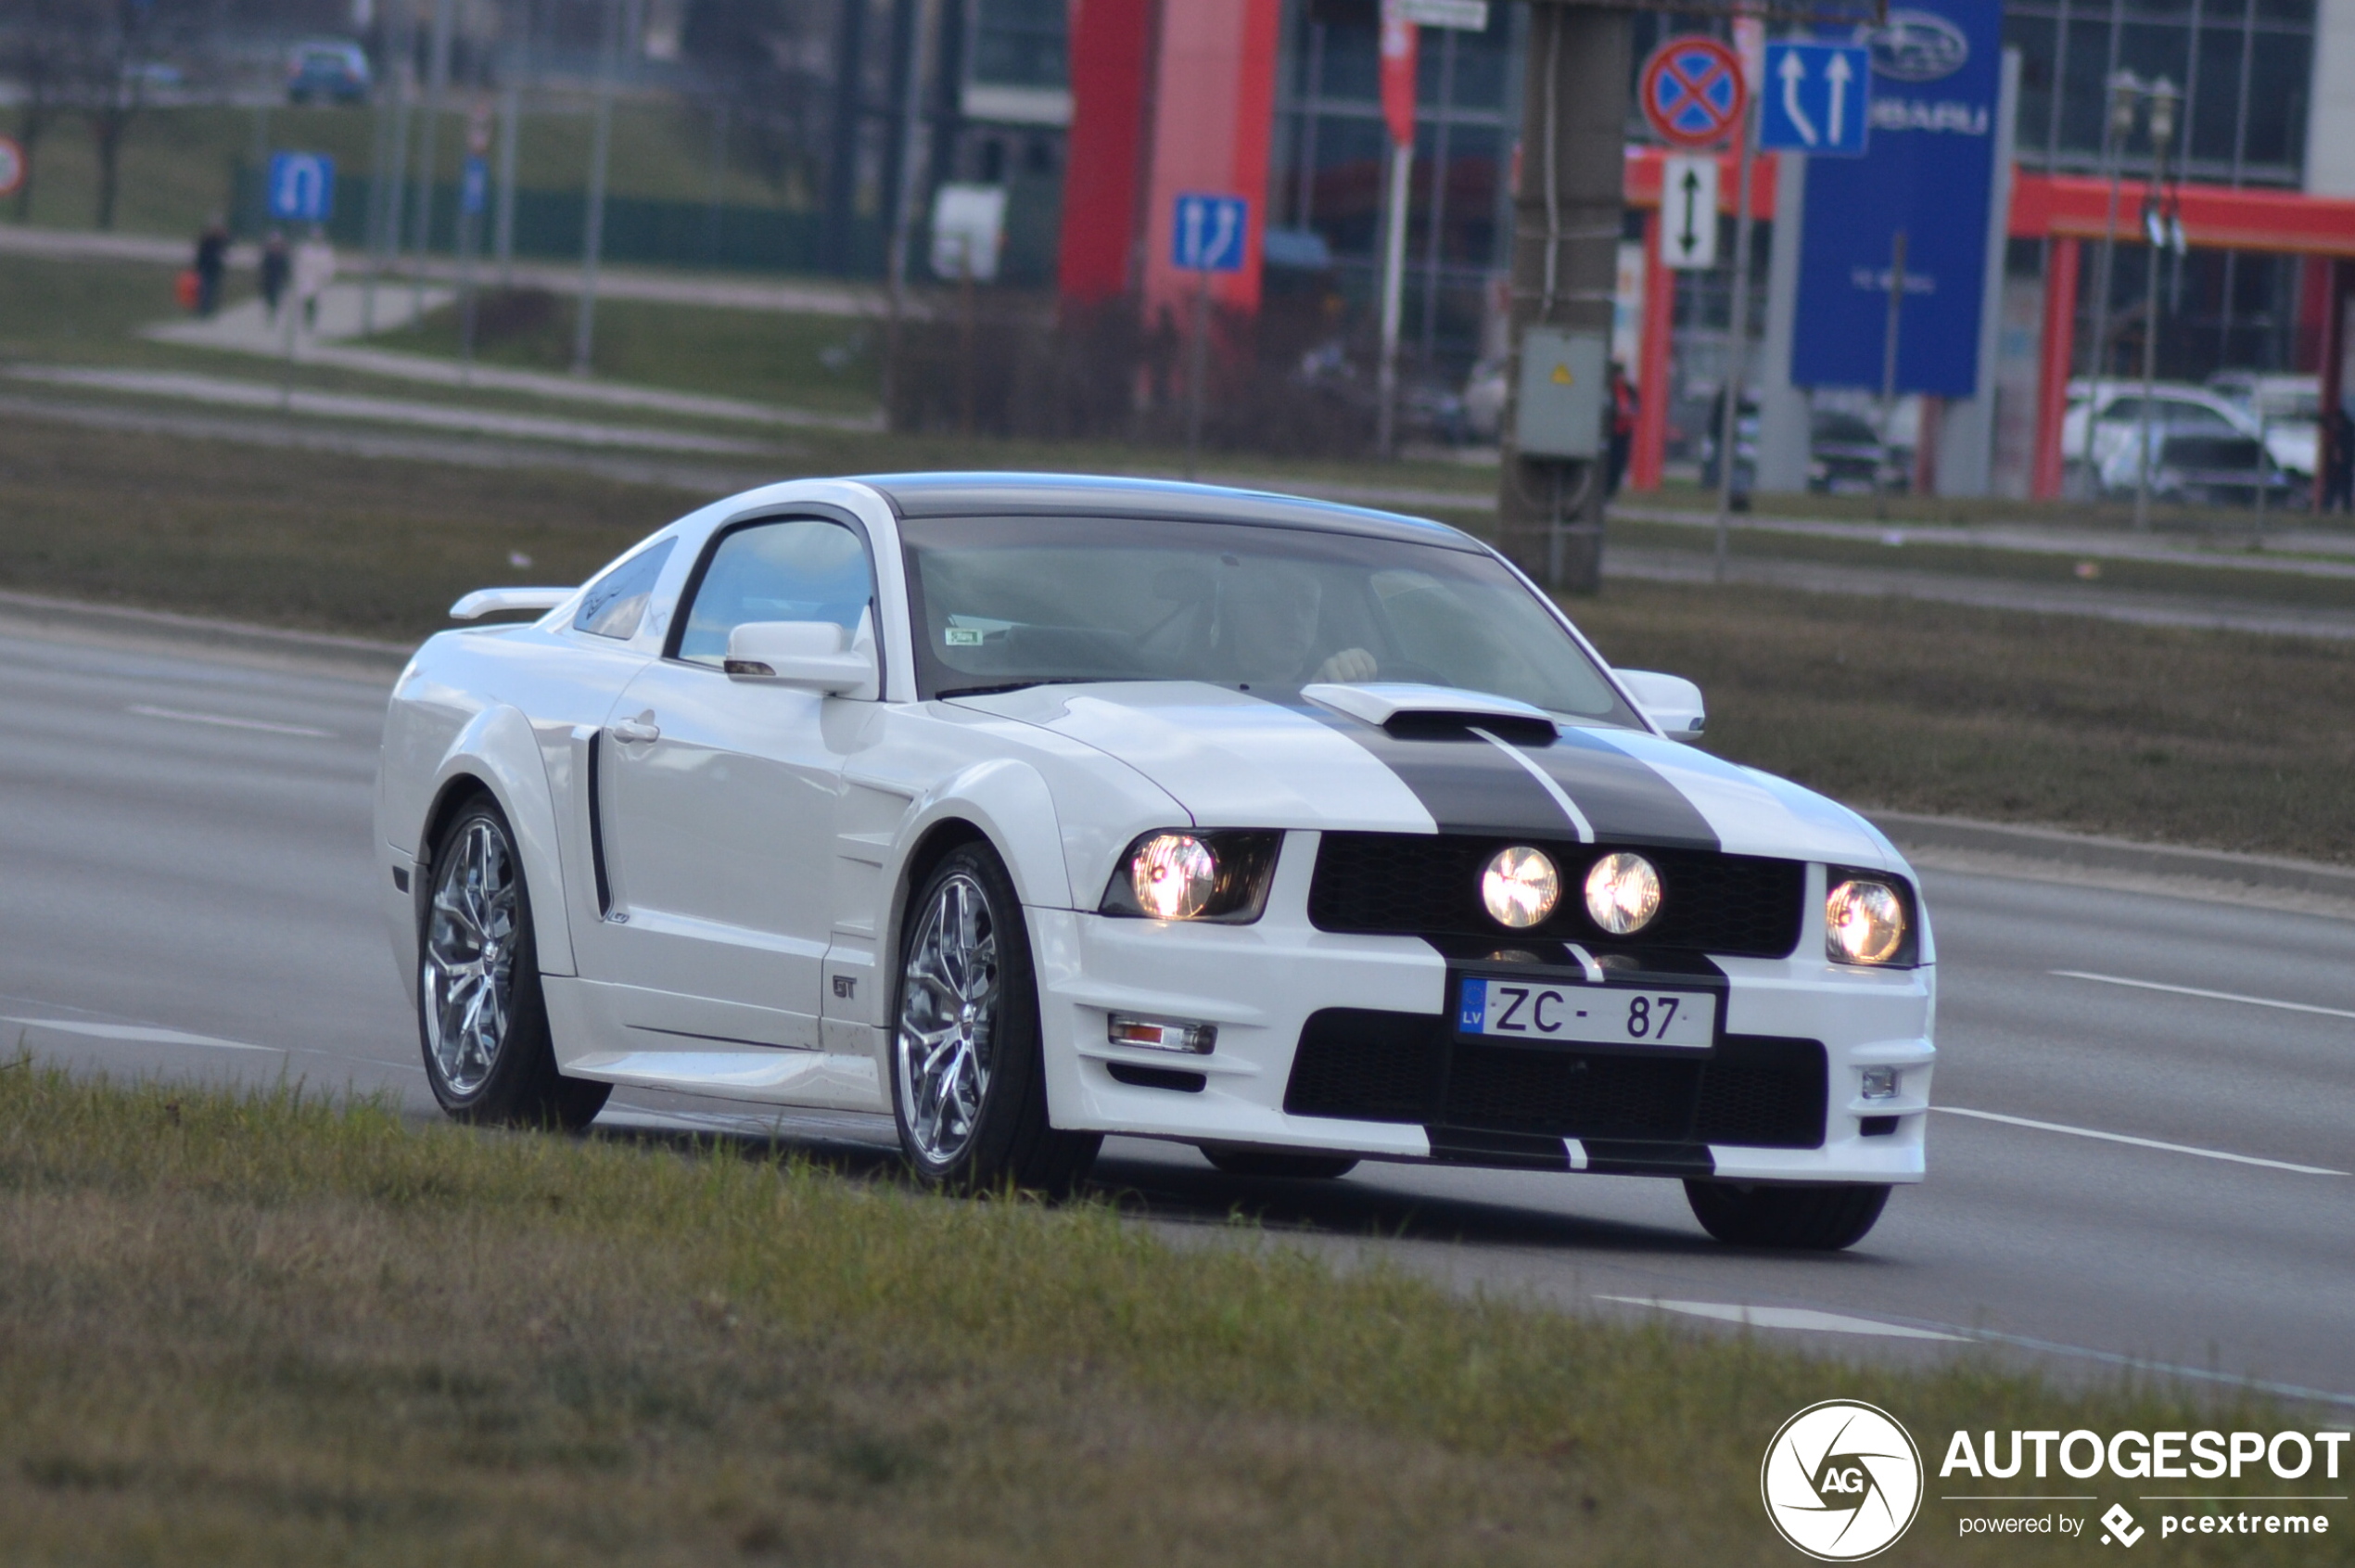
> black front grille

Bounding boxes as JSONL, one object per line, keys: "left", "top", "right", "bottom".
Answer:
{"left": 1308, "top": 835, "right": 1804, "bottom": 959}
{"left": 1283, "top": 1008, "right": 1827, "bottom": 1150}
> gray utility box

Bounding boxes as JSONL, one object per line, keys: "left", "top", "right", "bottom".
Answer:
{"left": 1512, "top": 326, "right": 1608, "bottom": 460}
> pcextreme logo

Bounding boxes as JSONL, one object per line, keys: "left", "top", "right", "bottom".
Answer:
{"left": 1762, "top": 1400, "right": 1926, "bottom": 1561}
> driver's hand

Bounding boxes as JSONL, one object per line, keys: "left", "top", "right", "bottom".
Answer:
{"left": 1311, "top": 647, "right": 1378, "bottom": 684}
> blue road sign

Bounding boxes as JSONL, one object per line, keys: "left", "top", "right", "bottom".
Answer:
{"left": 266, "top": 152, "right": 335, "bottom": 223}
{"left": 1172, "top": 193, "right": 1249, "bottom": 273}
{"left": 1761, "top": 43, "right": 1871, "bottom": 155}
{"left": 460, "top": 156, "right": 490, "bottom": 216}
{"left": 1790, "top": 0, "right": 2001, "bottom": 398}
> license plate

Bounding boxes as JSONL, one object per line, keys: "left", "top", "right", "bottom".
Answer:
{"left": 1456, "top": 976, "right": 1714, "bottom": 1050}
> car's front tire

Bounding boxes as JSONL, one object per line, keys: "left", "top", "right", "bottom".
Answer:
{"left": 890, "top": 843, "right": 1100, "bottom": 1195}
{"left": 1202, "top": 1145, "right": 1359, "bottom": 1180}
{"left": 418, "top": 797, "right": 611, "bottom": 1129}
{"left": 1683, "top": 1179, "right": 1890, "bottom": 1250}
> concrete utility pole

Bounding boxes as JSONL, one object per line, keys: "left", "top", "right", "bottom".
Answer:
{"left": 1493, "top": 1, "right": 1630, "bottom": 594}
{"left": 408, "top": 0, "right": 457, "bottom": 325}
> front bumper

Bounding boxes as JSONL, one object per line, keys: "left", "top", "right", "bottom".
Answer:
{"left": 1028, "top": 841, "right": 1933, "bottom": 1183}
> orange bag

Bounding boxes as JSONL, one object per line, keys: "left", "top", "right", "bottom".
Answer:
{"left": 174, "top": 269, "right": 200, "bottom": 312}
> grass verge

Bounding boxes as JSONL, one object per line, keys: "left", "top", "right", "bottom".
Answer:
{"left": 1574, "top": 579, "right": 2355, "bottom": 861}
{"left": 0, "top": 1064, "right": 2324, "bottom": 1566}
{"left": 5, "top": 415, "right": 2355, "bottom": 860}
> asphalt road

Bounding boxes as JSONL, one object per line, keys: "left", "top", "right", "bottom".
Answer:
{"left": 6, "top": 618, "right": 2351, "bottom": 1408}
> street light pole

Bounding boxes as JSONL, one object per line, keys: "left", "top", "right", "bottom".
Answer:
{"left": 2132, "top": 77, "right": 2177, "bottom": 533}
{"left": 2081, "top": 70, "right": 2142, "bottom": 491}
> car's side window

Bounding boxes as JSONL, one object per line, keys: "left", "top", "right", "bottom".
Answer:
{"left": 572, "top": 538, "right": 676, "bottom": 641}
{"left": 676, "top": 518, "right": 873, "bottom": 668}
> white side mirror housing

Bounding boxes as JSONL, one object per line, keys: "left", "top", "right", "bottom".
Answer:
{"left": 1617, "top": 669, "right": 1706, "bottom": 742}
{"left": 724, "top": 620, "right": 877, "bottom": 698}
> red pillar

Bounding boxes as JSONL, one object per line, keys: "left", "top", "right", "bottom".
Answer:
{"left": 2031, "top": 235, "right": 2080, "bottom": 501}
{"left": 1056, "top": 0, "right": 1158, "bottom": 305}
{"left": 1631, "top": 210, "right": 1674, "bottom": 491}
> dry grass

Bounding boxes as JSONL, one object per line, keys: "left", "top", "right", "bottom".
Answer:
{"left": 0, "top": 414, "right": 679, "bottom": 640}
{"left": 1575, "top": 579, "right": 2355, "bottom": 860}
{"left": 0, "top": 1066, "right": 2326, "bottom": 1566}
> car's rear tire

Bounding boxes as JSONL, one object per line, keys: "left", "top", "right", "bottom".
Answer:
{"left": 417, "top": 797, "right": 611, "bottom": 1129}
{"left": 1201, "top": 1145, "right": 1359, "bottom": 1180}
{"left": 1683, "top": 1179, "right": 1890, "bottom": 1250}
{"left": 890, "top": 843, "right": 1100, "bottom": 1196}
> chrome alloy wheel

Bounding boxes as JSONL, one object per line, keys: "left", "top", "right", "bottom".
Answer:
{"left": 421, "top": 817, "right": 520, "bottom": 1097}
{"left": 896, "top": 871, "right": 1000, "bottom": 1166}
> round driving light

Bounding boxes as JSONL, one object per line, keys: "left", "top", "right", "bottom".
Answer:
{"left": 1827, "top": 879, "right": 1907, "bottom": 964}
{"left": 1132, "top": 834, "right": 1218, "bottom": 920}
{"left": 1584, "top": 852, "right": 1661, "bottom": 936}
{"left": 1481, "top": 846, "right": 1559, "bottom": 929}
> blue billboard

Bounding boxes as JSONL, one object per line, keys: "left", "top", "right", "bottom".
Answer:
{"left": 1789, "top": 0, "right": 2001, "bottom": 397}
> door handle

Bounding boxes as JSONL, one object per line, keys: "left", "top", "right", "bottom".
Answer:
{"left": 610, "top": 716, "right": 660, "bottom": 745}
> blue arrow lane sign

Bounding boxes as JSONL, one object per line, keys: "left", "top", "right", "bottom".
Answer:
{"left": 1760, "top": 44, "right": 1871, "bottom": 156}
{"left": 1172, "top": 193, "right": 1249, "bottom": 273}
{"left": 266, "top": 152, "right": 336, "bottom": 222}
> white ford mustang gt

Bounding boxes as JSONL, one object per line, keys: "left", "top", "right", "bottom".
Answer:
{"left": 376, "top": 474, "right": 1934, "bottom": 1249}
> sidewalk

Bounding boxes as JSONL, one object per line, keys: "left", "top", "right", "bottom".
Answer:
{"left": 1611, "top": 500, "right": 2355, "bottom": 577}
{"left": 5, "top": 366, "right": 783, "bottom": 457}
{"left": 145, "top": 288, "right": 885, "bottom": 433}
{"left": 0, "top": 222, "right": 896, "bottom": 317}
{"left": 1608, "top": 544, "right": 2355, "bottom": 640}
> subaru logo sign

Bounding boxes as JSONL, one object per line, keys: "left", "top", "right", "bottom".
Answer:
{"left": 1857, "top": 8, "right": 1969, "bottom": 81}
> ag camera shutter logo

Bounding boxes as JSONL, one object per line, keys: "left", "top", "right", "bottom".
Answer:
{"left": 1762, "top": 1400, "right": 1924, "bottom": 1560}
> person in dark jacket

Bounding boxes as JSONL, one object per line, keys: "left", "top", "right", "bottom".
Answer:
{"left": 1607, "top": 361, "right": 1637, "bottom": 496}
{"left": 258, "top": 231, "right": 290, "bottom": 321}
{"left": 193, "top": 218, "right": 230, "bottom": 317}
{"left": 2324, "top": 404, "right": 2355, "bottom": 514}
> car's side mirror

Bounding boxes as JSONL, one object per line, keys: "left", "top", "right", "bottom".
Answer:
{"left": 724, "top": 620, "right": 877, "bottom": 699}
{"left": 1617, "top": 669, "right": 1706, "bottom": 742}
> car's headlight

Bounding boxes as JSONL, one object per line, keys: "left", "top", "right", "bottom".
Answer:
{"left": 1826, "top": 873, "right": 1914, "bottom": 965}
{"left": 1584, "top": 851, "right": 1661, "bottom": 935}
{"left": 1482, "top": 846, "right": 1559, "bottom": 928}
{"left": 1100, "top": 830, "right": 1282, "bottom": 924}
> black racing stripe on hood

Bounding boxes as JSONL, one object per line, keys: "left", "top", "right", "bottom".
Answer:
{"left": 1298, "top": 699, "right": 1720, "bottom": 849}
{"left": 1515, "top": 726, "right": 1720, "bottom": 850}
{"left": 1297, "top": 705, "right": 1576, "bottom": 838}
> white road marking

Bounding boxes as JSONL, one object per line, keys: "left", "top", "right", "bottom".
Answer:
{"left": 128, "top": 704, "right": 336, "bottom": 738}
{"left": 5, "top": 1016, "right": 279, "bottom": 1052}
{"left": 1935, "top": 1106, "right": 2346, "bottom": 1177}
{"left": 1595, "top": 1296, "right": 1967, "bottom": 1341}
{"left": 2052, "top": 968, "right": 2355, "bottom": 1022}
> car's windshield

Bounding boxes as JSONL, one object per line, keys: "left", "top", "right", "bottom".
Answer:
{"left": 899, "top": 515, "right": 1637, "bottom": 725}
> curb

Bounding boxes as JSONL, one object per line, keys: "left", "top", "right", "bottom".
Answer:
{"left": 1867, "top": 809, "right": 2355, "bottom": 902}
{"left": 0, "top": 589, "right": 416, "bottom": 673}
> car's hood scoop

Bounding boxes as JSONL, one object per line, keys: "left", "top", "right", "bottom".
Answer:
{"left": 1301, "top": 682, "right": 1560, "bottom": 743}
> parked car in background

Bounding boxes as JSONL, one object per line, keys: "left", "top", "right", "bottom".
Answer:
{"left": 287, "top": 40, "right": 371, "bottom": 104}
{"left": 2096, "top": 427, "right": 2301, "bottom": 508}
{"left": 2206, "top": 371, "right": 2321, "bottom": 479}
{"left": 1806, "top": 409, "right": 1895, "bottom": 494}
{"left": 2063, "top": 381, "right": 2310, "bottom": 487}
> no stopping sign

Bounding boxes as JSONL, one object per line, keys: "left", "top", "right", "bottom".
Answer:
{"left": 0, "top": 138, "right": 23, "bottom": 200}
{"left": 1639, "top": 37, "right": 1748, "bottom": 148}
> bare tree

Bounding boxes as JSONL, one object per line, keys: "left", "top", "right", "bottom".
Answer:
{"left": 4, "top": 0, "right": 74, "bottom": 221}
{"left": 76, "top": 0, "right": 170, "bottom": 231}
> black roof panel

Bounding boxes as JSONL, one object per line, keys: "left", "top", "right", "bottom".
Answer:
{"left": 853, "top": 472, "right": 1484, "bottom": 551}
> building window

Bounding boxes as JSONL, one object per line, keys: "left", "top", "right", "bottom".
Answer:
{"left": 2005, "top": 0, "right": 2313, "bottom": 186}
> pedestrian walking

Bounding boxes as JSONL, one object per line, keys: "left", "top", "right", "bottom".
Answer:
{"left": 1607, "top": 361, "right": 1636, "bottom": 497}
{"left": 193, "top": 217, "right": 230, "bottom": 317}
{"left": 258, "top": 231, "right": 291, "bottom": 321}
{"left": 2323, "top": 403, "right": 2355, "bottom": 514}
{"left": 293, "top": 228, "right": 337, "bottom": 334}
